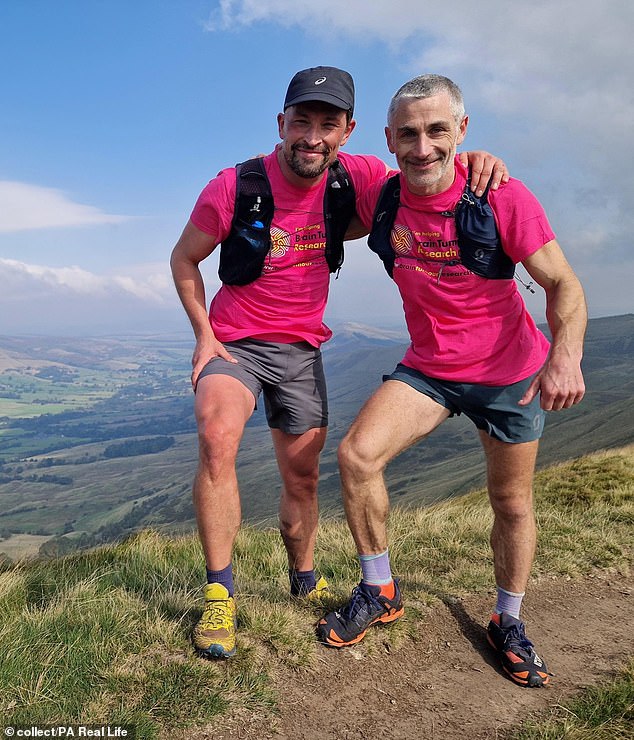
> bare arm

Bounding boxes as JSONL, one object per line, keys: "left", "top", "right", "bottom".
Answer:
{"left": 458, "top": 151, "right": 510, "bottom": 196}
{"left": 170, "top": 220, "right": 237, "bottom": 387}
{"left": 519, "top": 239, "right": 587, "bottom": 411}
{"left": 344, "top": 159, "right": 393, "bottom": 241}
{"left": 344, "top": 214, "right": 370, "bottom": 240}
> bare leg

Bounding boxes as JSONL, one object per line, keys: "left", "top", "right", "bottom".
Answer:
{"left": 316, "top": 382, "right": 449, "bottom": 647}
{"left": 479, "top": 431, "right": 539, "bottom": 593}
{"left": 338, "top": 380, "right": 450, "bottom": 555}
{"left": 272, "top": 426, "right": 327, "bottom": 571}
{"left": 193, "top": 374, "right": 255, "bottom": 570}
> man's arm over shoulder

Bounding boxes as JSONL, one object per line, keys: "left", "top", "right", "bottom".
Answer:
{"left": 344, "top": 214, "right": 371, "bottom": 240}
{"left": 457, "top": 151, "right": 510, "bottom": 195}
{"left": 519, "top": 240, "right": 587, "bottom": 411}
{"left": 339, "top": 151, "right": 392, "bottom": 186}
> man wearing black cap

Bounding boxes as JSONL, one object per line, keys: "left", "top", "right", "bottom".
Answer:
{"left": 170, "top": 66, "right": 507, "bottom": 659}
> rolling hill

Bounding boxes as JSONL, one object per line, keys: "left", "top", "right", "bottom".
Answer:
{"left": 0, "top": 314, "right": 632, "bottom": 558}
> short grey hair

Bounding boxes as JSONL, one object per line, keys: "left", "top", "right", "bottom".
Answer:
{"left": 387, "top": 74, "right": 465, "bottom": 126}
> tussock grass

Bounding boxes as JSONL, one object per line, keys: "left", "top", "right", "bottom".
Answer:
{"left": 0, "top": 447, "right": 631, "bottom": 737}
{"left": 509, "top": 659, "right": 634, "bottom": 739}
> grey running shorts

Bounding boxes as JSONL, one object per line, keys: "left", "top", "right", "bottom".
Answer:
{"left": 384, "top": 363, "right": 545, "bottom": 443}
{"left": 197, "top": 338, "right": 328, "bottom": 434}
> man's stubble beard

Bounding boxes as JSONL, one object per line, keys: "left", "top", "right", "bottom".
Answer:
{"left": 284, "top": 144, "right": 332, "bottom": 179}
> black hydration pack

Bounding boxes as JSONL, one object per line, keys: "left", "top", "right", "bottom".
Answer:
{"left": 218, "top": 157, "right": 356, "bottom": 286}
{"left": 367, "top": 170, "right": 515, "bottom": 280}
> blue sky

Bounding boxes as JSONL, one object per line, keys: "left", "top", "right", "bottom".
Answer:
{"left": 1, "top": 0, "right": 632, "bottom": 335}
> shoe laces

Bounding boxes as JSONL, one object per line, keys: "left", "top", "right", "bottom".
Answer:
{"left": 200, "top": 598, "right": 233, "bottom": 631}
{"left": 503, "top": 620, "right": 535, "bottom": 657}
{"left": 341, "top": 582, "right": 383, "bottom": 619}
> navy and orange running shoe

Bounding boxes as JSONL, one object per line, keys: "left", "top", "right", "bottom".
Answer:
{"left": 316, "top": 579, "right": 404, "bottom": 647}
{"left": 487, "top": 612, "right": 551, "bottom": 687}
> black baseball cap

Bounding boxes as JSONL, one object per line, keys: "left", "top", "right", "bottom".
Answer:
{"left": 283, "top": 66, "right": 355, "bottom": 114}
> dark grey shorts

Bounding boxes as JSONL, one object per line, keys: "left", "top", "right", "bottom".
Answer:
{"left": 198, "top": 338, "right": 328, "bottom": 434}
{"left": 384, "top": 363, "right": 545, "bottom": 443}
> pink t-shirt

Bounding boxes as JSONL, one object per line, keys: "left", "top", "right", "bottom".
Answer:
{"left": 191, "top": 149, "right": 387, "bottom": 347}
{"left": 356, "top": 159, "right": 553, "bottom": 385}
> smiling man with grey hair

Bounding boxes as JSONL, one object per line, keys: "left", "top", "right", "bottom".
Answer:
{"left": 318, "top": 73, "right": 587, "bottom": 690}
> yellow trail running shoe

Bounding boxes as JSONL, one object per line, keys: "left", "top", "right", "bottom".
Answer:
{"left": 192, "top": 583, "right": 237, "bottom": 658}
{"left": 305, "top": 575, "right": 330, "bottom": 604}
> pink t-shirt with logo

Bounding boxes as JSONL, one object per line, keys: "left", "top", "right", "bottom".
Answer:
{"left": 356, "top": 159, "right": 553, "bottom": 386}
{"left": 191, "top": 149, "right": 387, "bottom": 347}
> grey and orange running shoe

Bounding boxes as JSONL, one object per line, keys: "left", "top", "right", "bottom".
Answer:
{"left": 316, "top": 579, "right": 403, "bottom": 647}
{"left": 487, "top": 612, "right": 551, "bottom": 687}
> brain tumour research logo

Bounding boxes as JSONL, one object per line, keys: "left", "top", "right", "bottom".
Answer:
{"left": 270, "top": 227, "right": 291, "bottom": 257}
{"left": 391, "top": 224, "right": 413, "bottom": 256}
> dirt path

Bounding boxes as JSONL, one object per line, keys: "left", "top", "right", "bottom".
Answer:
{"left": 191, "top": 572, "right": 633, "bottom": 739}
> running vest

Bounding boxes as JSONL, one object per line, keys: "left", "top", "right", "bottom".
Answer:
{"left": 367, "top": 171, "right": 515, "bottom": 280}
{"left": 218, "top": 157, "right": 356, "bottom": 286}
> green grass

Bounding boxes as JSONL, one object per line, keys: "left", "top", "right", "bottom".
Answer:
{"left": 0, "top": 531, "right": 281, "bottom": 737}
{"left": 0, "top": 447, "right": 632, "bottom": 737}
{"left": 509, "top": 660, "right": 634, "bottom": 739}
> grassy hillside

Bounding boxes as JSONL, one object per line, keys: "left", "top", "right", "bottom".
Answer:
{"left": 0, "top": 446, "right": 631, "bottom": 738}
{"left": 0, "top": 314, "right": 633, "bottom": 558}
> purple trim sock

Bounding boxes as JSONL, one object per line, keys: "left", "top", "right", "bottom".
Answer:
{"left": 495, "top": 586, "right": 525, "bottom": 619}
{"left": 360, "top": 549, "right": 393, "bottom": 586}
{"left": 206, "top": 563, "right": 234, "bottom": 596}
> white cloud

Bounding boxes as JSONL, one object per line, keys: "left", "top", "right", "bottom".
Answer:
{"left": 0, "top": 258, "right": 171, "bottom": 303}
{"left": 0, "top": 258, "right": 190, "bottom": 334}
{"left": 204, "top": 0, "right": 407, "bottom": 37}
{"left": 201, "top": 1, "right": 634, "bottom": 190}
{"left": 204, "top": 1, "right": 632, "bottom": 142}
{"left": 0, "top": 180, "right": 129, "bottom": 233}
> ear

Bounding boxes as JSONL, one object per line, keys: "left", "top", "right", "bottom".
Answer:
{"left": 456, "top": 115, "right": 469, "bottom": 146}
{"left": 339, "top": 118, "right": 356, "bottom": 147}
{"left": 385, "top": 125, "right": 395, "bottom": 154}
{"left": 277, "top": 112, "right": 285, "bottom": 140}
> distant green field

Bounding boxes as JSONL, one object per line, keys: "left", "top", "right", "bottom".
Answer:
{"left": 0, "top": 533, "right": 50, "bottom": 560}
{"left": 0, "top": 369, "right": 129, "bottom": 419}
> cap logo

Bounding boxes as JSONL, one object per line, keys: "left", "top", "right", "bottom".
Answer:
{"left": 314, "top": 77, "right": 327, "bottom": 85}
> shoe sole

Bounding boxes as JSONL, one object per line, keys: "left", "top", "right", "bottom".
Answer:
{"left": 196, "top": 643, "right": 236, "bottom": 659}
{"left": 319, "top": 605, "right": 404, "bottom": 648}
{"left": 486, "top": 633, "right": 550, "bottom": 687}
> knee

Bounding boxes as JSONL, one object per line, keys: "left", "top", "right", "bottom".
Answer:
{"left": 489, "top": 488, "right": 534, "bottom": 524}
{"left": 338, "top": 431, "right": 383, "bottom": 484}
{"left": 196, "top": 416, "right": 241, "bottom": 473}
{"left": 283, "top": 470, "right": 319, "bottom": 503}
